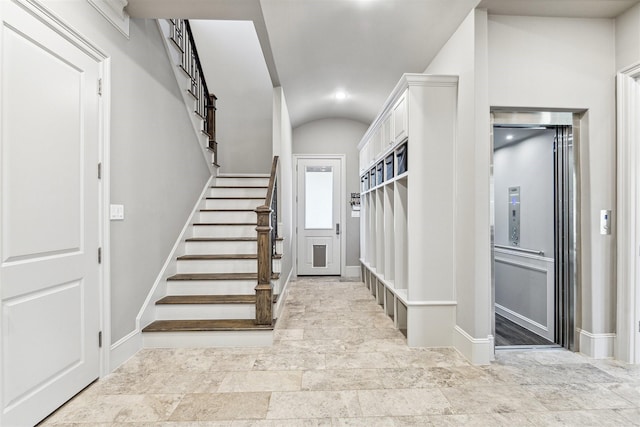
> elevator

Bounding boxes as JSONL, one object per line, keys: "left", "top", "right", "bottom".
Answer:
{"left": 491, "top": 111, "right": 579, "bottom": 350}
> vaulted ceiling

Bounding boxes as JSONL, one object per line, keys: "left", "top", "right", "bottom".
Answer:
{"left": 127, "top": 0, "right": 640, "bottom": 128}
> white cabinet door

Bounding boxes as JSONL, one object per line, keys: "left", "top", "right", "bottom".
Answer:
{"left": 0, "top": 2, "right": 101, "bottom": 425}
{"left": 392, "top": 91, "right": 408, "bottom": 143}
{"left": 297, "top": 158, "right": 342, "bottom": 275}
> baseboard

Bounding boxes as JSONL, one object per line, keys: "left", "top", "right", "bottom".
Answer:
{"left": 578, "top": 329, "right": 616, "bottom": 359}
{"left": 274, "top": 268, "right": 293, "bottom": 319}
{"left": 453, "top": 325, "right": 493, "bottom": 365}
{"left": 109, "top": 329, "right": 141, "bottom": 372}
{"left": 495, "top": 303, "right": 552, "bottom": 342}
{"left": 136, "top": 176, "right": 214, "bottom": 332}
{"left": 345, "top": 265, "right": 361, "bottom": 278}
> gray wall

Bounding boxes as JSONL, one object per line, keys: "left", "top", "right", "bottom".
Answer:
{"left": 616, "top": 2, "right": 640, "bottom": 71}
{"left": 293, "top": 118, "right": 368, "bottom": 269}
{"left": 43, "top": 4, "right": 211, "bottom": 344}
{"left": 494, "top": 130, "right": 555, "bottom": 256}
{"left": 190, "top": 20, "right": 273, "bottom": 174}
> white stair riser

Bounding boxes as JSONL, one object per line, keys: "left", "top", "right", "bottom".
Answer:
{"left": 193, "top": 225, "right": 256, "bottom": 238}
{"left": 177, "top": 259, "right": 256, "bottom": 274}
{"left": 167, "top": 280, "right": 257, "bottom": 295}
{"left": 155, "top": 303, "right": 255, "bottom": 320}
{"left": 185, "top": 241, "right": 257, "bottom": 255}
{"left": 199, "top": 211, "right": 256, "bottom": 223}
{"left": 205, "top": 199, "right": 263, "bottom": 209}
{"left": 215, "top": 177, "right": 269, "bottom": 187}
{"left": 209, "top": 187, "right": 266, "bottom": 198}
{"left": 143, "top": 329, "right": 273, "bottom": 348}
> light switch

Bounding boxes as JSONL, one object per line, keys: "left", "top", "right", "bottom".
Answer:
{"left": 600, "top": 209, "right": 611, "bottom": 235}
{"left": 110, "top": 204, "right": 124, "bottom": 220}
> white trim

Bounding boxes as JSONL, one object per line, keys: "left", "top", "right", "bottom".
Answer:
{"left": 617, "top": 61, "right": 640, "bottom": 364}
{"left": 345, "top": 265, "right": 361, "bottom": 278}
{"left": 217, "top": 173, "right": 270, "bottom": 177}
{"left": 293, "top": 154, "right": 347, "bottom": 277}
{"left": 109, "top": 329, "right": 141, "bottom": 372}
{"left": 453, "top": 325, "right": 493, "bottom": 365}
{"left": 579, "top": 329, "right": 616, "bottom": 359}
{"left": 87, "top": 0, "right": 129, "bottom": 38}
{"left": 136, "top": 176, "right": 214, "bottom": 331}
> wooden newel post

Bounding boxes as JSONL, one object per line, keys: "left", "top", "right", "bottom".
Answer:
{"left": 255, "top": 205, "right": 273, "bottom": 325}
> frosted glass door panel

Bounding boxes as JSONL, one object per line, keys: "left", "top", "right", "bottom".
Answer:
{"left": 305, "top": 167, "right": 333, "bottom": 229}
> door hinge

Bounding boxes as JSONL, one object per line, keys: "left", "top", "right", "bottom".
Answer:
{"left": 98, "top": 247, "right": 102, "bottom": 264}
{"left": 98, "top": 331, "right": 103, "bottom": 348}
{"left": 98, "top": 78, "right": 102, "bottom": 96}
{"left": 638, "top": 320, "right": 640, "bottom": 333}
{"left": 98, "top": 162, "right": 102, "bottom": 179}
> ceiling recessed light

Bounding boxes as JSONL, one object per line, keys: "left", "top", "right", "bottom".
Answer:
{"left": 506, "top": 134, "right": 514, "bottom": 141}
{"left": 335, "top": 91, "right": 347, "bottom": 100}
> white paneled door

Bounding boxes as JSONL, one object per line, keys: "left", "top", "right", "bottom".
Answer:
{"left": 0, "top": 1, "right": 102, "bottom": 425}
{"left": 297, "top": 158, "right": 341, "bottom": 275}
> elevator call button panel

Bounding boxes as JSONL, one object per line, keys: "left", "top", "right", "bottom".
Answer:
{"left": 509, "top": 186, "right": 520, "bottom": 246}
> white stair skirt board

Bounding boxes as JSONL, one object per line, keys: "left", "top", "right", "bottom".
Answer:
{"left": 185, "top": 240, "right": 257, "bottom": 255}
{"left": 166, "top": 280, "right": 258, "bottom": 296}
{"left": 579, "top": 329, "right": 616, "bottom": 359}
{"left": 209, "top": 187, "right": 267, "bottom": 198}
{"left": 136, "top": 177, "right": 214, "bottom": 345}
{"left": 205, "top": 199, "right": 265, "bottom": 209}
{"left": 155, "top": 303, "right": 256, "bottom": 320}
{"left": 198, "top": 211, "right": 257, "bottom": 223}
{"left": 143, "top": 330, "right": 274, "bottom": 348}
{"left": 193, "top": 224, "right": 257, "bottom": 238}
{"left": 453, "top": 326, "right": 493, "bottom": 365}
{"left": 273, "top": 271, "right": 291, "bottom": 318}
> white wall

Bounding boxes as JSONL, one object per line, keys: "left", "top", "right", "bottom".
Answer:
{"left": 293, "top": 118, "right": 368, "bottom": 270}
{"left": 488, "top": 16, "right": 617, "bottom": 345}
{"left": 424, "top": 9, "right": 492, "bottom": 349}
{"left": 273, "top": 88, "right": 293, "bottom": 286}
{"left": 42, "top": 3, "right": 211, "bottom": 344}
{"left": 190, "top": 20, "right": 273, "bottom": 174}
{"left": 616, "top": 2, "right": 640, "bottom": 71}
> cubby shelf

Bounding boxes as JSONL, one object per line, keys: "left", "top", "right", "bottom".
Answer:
{"left": 358, "top": 73, "right": 458, "bottom": 347}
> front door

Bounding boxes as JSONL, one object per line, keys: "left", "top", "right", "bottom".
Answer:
{"left": 296, "top": 158, "right": 341, "bottom": 275}
{"left": 0, "top": 1, "right": 101, "bottom": 425}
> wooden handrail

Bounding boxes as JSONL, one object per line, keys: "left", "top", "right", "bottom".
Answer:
{"left": 254, "top": 156, "right": 279, "bottom": 325}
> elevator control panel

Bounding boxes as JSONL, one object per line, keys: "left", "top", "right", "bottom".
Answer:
{"left": 509, "top": 187, "right": 520, "bottom": 246}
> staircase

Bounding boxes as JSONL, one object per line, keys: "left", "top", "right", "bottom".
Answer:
{"left": 142, "top": 175, "right": 282, "bottom": 347}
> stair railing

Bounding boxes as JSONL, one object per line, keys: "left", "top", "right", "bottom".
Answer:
{"left": 255, "top": 156, "right": 279, "bottom": 325}
{"left": 168, "top": 19, "right": 218, "bottom": 165}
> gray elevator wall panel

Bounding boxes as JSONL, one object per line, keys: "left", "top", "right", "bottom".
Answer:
{"left": 495, "top": 260, "right": 547, "bottom": 326}
{"left": 494, "top": 129, "right": 555, "bottom": 257}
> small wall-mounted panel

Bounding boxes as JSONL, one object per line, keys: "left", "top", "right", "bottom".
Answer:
{"left": 508, "top": 186, "right": 521, "bottom": 246}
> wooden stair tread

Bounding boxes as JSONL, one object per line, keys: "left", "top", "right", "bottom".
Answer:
{"left": 142, "top": 319, "right": 273, "bottom": 332}
{"left": 193, "top": 222, "right": 256, "bottom": 226}
{"left": 157, "top": 295, "right": 256, "bottom": 305}
{"left": 177, "top": 254, "right": 282, "bottom": 260}
{"left": 211, "top": 186, "right": 267, "bottom": 189}
{"left": 167, "top": 272, "right": 281, "bottom": 281}
{"left": 200, "top": 209, "right": 255, "bottom": 212}
{"left": 185, "top": 237, "right": 284, "bottom": 242}
{"left": 206, "top": 197, "right": 264, "bottom": 200}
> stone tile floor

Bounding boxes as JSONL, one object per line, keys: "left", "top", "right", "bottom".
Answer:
{"left": 41, "top": 277, "right": 640, "bottom": 426}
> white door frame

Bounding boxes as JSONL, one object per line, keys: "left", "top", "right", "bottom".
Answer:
{"left": 293, "top": 154, "right": 346, "bottom": 277}
{"left": 18, "top": 0, "right": 112, "bottom": 376}
{"left": 617, "top": 61, "right": 640, "bottom": 364}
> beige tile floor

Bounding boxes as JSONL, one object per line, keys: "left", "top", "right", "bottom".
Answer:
{"left": 41, "top": 277, "right": 640, "bottom": 426}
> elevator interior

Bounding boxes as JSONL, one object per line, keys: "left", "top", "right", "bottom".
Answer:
{"left": 492, "top": 112, "right": 578, "bottom": 350}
